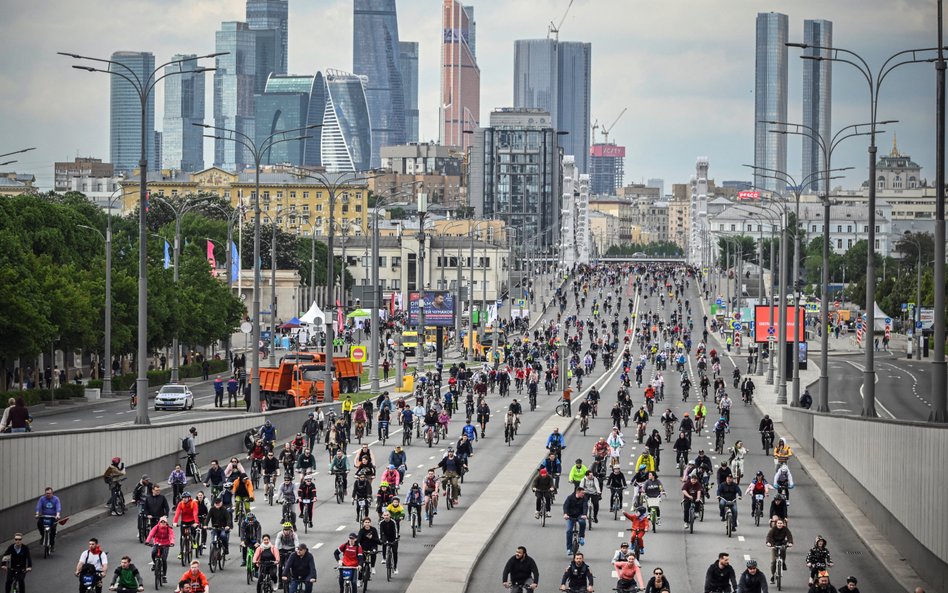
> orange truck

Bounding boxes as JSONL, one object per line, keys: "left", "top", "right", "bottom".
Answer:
{"left": 259, "top": 352, "right": 363, "bottom": 408}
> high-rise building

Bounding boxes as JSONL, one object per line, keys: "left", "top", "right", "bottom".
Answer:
{"left": 246, "top": 0, "right": 288, "bottom": 74}
{"left": 470, "top": 108, "right": 561, "bottom": 248}
{"left": 589, "top": 144, "right": 625, "bottom": 195}
{"left": 513, "top": 39, "right": 591, "bottom": 172}
{"left": 110, "top": 51, "right": 156, "bottom": 174}
{"left": 255, "top": 74, "right": 314, "bottom": 166}
{"left": 399, "top": 41, "right": 419, "bottom": 144}
{"left": 802, "top": 19, "right": 832, "bottom": 193}
{"left": 214, "top": 22, "right": 256, "bottom": 172}
{"left": 251, "top": 28, "right": 279, "bottom": 95}
{"left": 54, "top": 157, "right": 114, "bottom": 193}
{"left": 440, "top": 0, "right": 480, "bottom": 150}
{"left": 162, "top": 54, "right": 206, "bottom": 172}
{"left": 353, "top": 0, "right": 406, "bottom": 169}
{"left": 306, "top": 70, "right": 372, "bottom": 172}
{"left": 647, "top": 178, "right": 665, "bottom": 197}
{"left": 754, "top": 12, "right": 788, "bottom": 193}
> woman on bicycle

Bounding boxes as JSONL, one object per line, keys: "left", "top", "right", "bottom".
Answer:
{"left": 252, "top": 534, "right": 280, "bottom": 593}
{"left": 606, "top": 428, "right": 624, "bottom": 467}
{"left": 642, "top": 472, "right": 665, "bottom": 524}
{"left": 728, "top": 440, "right": 748, "bottom": 483}
{"left": 145, "top": 516, "right": 175, "bottom": 566}
{"left": 405, "top": 484, "right": 424, "bottom": 532}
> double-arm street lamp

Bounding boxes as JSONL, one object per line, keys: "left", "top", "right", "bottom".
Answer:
{"left": 765, "top": 120, "right": 890, "bottom": 412}
{"left": 195, "top": 122, "right": 319, "bottom": 413}
{"left": 62, "top": 51, "right": 224, "bottom": 425}
{"left": 0, "top": 147, "right": 36, "bottom": 167}
{"left": 787, "top": 31, "right": 945, "bottom": 420}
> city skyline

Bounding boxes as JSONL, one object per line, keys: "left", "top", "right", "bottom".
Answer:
{"left": 754, "top": 12, "right": 789, "bottom": 194}
{"left": 2, "top": 0, "right": 939, "bottom": 191}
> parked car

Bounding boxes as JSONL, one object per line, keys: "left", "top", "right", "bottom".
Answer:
{"left": 154, "top": 384, "right": 194, "bottom": 411}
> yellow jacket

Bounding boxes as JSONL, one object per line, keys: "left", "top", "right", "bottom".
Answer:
{"left": 634, "top": 453, "right": 655, "bottom": 473}
{"left": 342, "top": 399, "right": 354, "bottom": 413}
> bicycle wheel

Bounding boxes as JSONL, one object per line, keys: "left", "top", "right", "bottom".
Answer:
{"left": 268, "top": 486, "right": 274, "bottom": 506}
{"left": 411, "top": 511, "right": 417, "bottom": 538}
{"left": 336, "top": 482, "right": 344, "bottom": 504}
{"left": 776, "top": 563, "right": 782, "bottom": 591}
{"left": 386, "top": 547, "right": 393, "bottom": 581}
{"left": 245, "top": 553, "right": 253, "bottom": 584}
{"left": 726, "top": 510, "right": 732, "bottom": 537}
{"left": 209, "top": 547, "right": 219, "bottom": 573}
{"left": 570, "top": 530, "right": 579, "bottom": 555}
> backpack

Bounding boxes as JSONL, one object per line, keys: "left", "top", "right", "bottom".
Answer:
{"left": 181, "top": 437, "right": 190, "bottom": 452}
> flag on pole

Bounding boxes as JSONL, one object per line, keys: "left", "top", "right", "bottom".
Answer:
{"left": 230, "top": 240, "right": 239, "bottom": 284}
{"left": 207, "top": 240, "right": 217, "bottom": 272}
{"left": 337, "top": 299, "right": 343, "bottom": 330}
{"left": 163, "top": 238, "right": 171, "bottom": 270}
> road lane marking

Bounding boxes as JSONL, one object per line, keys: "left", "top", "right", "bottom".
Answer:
{"left": 335, "top": 525, "right": 346, "bottom": 531}
{"left": 617, "top": 532, "right": 624, "bottom": 537}
{"left": 738, "top": 536, "right": 745, "bottom": 542}
{"left": 314, "top": 543, "right": 324, "bottom": 549}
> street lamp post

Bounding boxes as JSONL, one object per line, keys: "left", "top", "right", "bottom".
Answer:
{"left": 903, "top": 232, "right": 924, "bottom": 360}
{"left": 417, "top": 193, "right": 429, "bottom": 372}
{"left": 0, "top": 147, "right": 36, "bottom": 167}
{"left": 62, "top": 51, "right": 224, "bottom": 425}
{"left": 195, "top": 122, "right": 318, "bottom": 412}
{"left": 788, "top": 34, "right": 942, "bottom": 418}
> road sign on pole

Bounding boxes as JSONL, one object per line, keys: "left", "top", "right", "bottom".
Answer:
{"left": 350, "top": 345, "right": 367, "bottom": 363}
{"left": 884, "top": 317, "right": 892, "bottom": 325}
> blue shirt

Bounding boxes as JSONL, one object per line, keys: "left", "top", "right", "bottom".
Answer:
{"left": 546, "top": 434, "right": 566, "bottom": 449}
{"left": 36, "top": 495, "right": 61, "bottom": 516}
{"left": 461, "top": 425, "right": 477, "bottom": 440}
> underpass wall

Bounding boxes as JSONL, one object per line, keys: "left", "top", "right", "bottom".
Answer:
{"left": 782, "top": 408, "right": 947, "bottom": 590}
{"left": 0, "top": 406, "right": 316, "bottom": 538}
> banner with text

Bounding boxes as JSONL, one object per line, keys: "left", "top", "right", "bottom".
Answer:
{"left": 408, "top": 291, "right": 456, "bottom": 327}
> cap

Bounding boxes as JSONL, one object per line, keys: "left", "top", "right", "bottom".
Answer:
{"left": 141, "top": 474, "right": 150, "bottom": 481}
{"left": 539, "top": 468, "right": 548, "bottom": 476}
{"left": 846, "top": 576, "right": 857, "bottom": 584}
{"left": 348, "top": 532, "right": 358, "bottom": 538}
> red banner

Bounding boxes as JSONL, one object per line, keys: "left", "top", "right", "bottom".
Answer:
{"left": 738, "top": 190, "right": 760, "bottom": 200}
{"left": 754, "top": 305, "right": 805, "bottom": 343}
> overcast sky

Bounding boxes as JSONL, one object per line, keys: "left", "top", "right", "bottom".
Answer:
{"left": 0, "top": 0, "right": 941, "bottom": 191}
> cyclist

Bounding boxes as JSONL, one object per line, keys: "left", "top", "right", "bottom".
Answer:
{"left": 279, "top": 443, "right": 297, "bottom": 477}
{"left": 405, "top": 484, "right": 424, "bottom": 533}
{"left": 770, "top": 493, "right": 789, "bottom": 527}
{"left": 562, "top": 487, "right": 589, "bottom": 556}
{"left": 75, "top": 538, "right": 109, "bottom": 593}
{"left": 259, "top": 420, "right": 277, "bottom": 449}
{"left": 531, "top": 468, "right": 555, "bottom": 519}
{"left": 385, "top": 497, "right": 407, "bottom": 536}
{"left": 476, "top": 400, "right": 491, "bottom": 437}
{"left": 172, "top": 492, "right": 200, "bottom": 559}
{"left": 231, "top": 472, "right": 254, "bottom": 518}
{"left": 567, "top": 459, "right": 588, "bottom": 491}
{"left": 423, "top": 469, "right": 440, "bottom": 515}
{"left": 204, "top": 461, "right": 225, "bottom": 496}
{"left": 278, "top": 476, "right": 297, "bottom": 523}
{"left": 34, "top": 486, "right": 62, "bottom": 552}
{"left": 389, "top": 447, "right": 408, "bottom": 484}
{"left": 175, "top": 560, "right": 209, "bottom": 593}
{"left": 745, "top": 471, "right": 772, "bottom": 517}
{"left": 502, "top": 546, "right": 540, "bottom": 591}
{"left": 693, "top": 400, "right": 708, "bottom": 432}
{"left": 805, "top": 535, "right": 833, "bottom": 587}
{"left": 713, "top": 416, "right": 730, "bottom": 450}
{"left": 579, "top": 470, "right": 601, "bottom": 524}
{"left": 613, "top": 553, "right": 645, "bottom": 592}
{"left": 591, "top": 437, "right": 610, "bottom": 461}
{"left": 737, "top": 559, "right": 768, "bottom": 593}
{"left": 660, "top": 408, "right": 678, "bottom": 434}
{"left": 605, "top": 465, "right": 627, "bottom": 510}
{"left": 546, "top": 428, "right": 566, "bottom": 460}
{"left": 560, "top": 552, "right": 594, "bottom": 592}
{"left": 281, "top": 544, "right": 316, "bottom": 593}
{"left": 207, "top": 498, "right": 232, "bottom": 558}
{"left": 297, "top": 475, "right": 317, "bottom": 527}
{"left": 379, "top": 511, "right": 400, "bottom": 575}
{"left": 2, "top": 533, "right": 32, "bottom": 593}
{"left": 759, "top": 415, "right": 775, "bottom": 454}
{"left": 353, "top": 444, "right": 376, "bottom": 480}
{"left": 238, "top": 512, "right": 261, "bottom": 567}
{"left": 329, "top": 450, "right": 350, "bottom": 495}
{"left": 606, "top": 428, "right": 624, "bottom": 467}
{"left": 717, "top": 474, "right": 742, "bottom": 528}
{"left": 633, "top": 405, "right": 649, "bottom": 427}
{"left": 107, "top": 555, "right": 144, "bottom": 593}
{"left": 641, "top": 471, "right": 665, "bottom": 524}
{"left": 681, "top": 474, "right": 704, "bottom": 530}
{"left": 301, "top": 413, "right": 320, "bottom": 450}
{"left": 610, "top": 402, "right": 623, "bottom": 429}
{"left": 262, "top": 451, "right": 280, "bottom": 496}
{"left": 728, "top": 440, "right": 748, "bottom": 483}
{"left": 718, "top": 393, "right": 732, "bottom": 423}
{"left": 333, "top": 533, "right": 364, "bottom": 593}
{"left": 679, "top": 412, "right": 695, "bottom": 448}
{"left": 168, "top": 464, "right": 187, "bottom": 506}
{"left": 252, "top": 535, "right": 280, "bottom": 593}
{"left": 276, "top": 523, "right": 299, "bottom": 567}
{"left": 437, "top": 449, "right": 465, "bottom": 505}
{"left": 356, "top": 518, "right": 380, "bottom": 575}
{"left": 634, "top": 450, "right": 656, "bottom": 474}
{"left": 623, "top": 506, "right": 650, "bottom": 556}
{"left": 380, "top": 464, "right": 401, "bottom": 491}
{"left": 773, "top": 465, "right": 795, "bottom": 498}
{"left": 766, "top": 518, "right": 794, "bottom": 584}
{"left": 375, "top": 481, "right": 396, "bottom": 520}
{"left": 461, "top": 419, "right": 478, "bottom": 442}
{"left": 132, "top": 475, "right": 153, "bottom": 507}
{"left": 704, "top": 552, "right": 737, "bottom": 593}
{"left": 773, "top": 439, "right": 793, "bottom": 467}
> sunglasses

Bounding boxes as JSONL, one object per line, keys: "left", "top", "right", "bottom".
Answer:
{"left": 14, "top": 538, "right": 22, "bottom": 541}
{"left": 653, "top": 571, "right": 663, "bottom": 576}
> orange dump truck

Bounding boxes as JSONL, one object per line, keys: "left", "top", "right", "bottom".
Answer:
{"left": 259, "top": 352, "right": 363, "bottom": 408}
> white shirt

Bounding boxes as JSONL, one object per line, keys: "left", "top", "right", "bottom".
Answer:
{"left": 79, "top": 549, "right": 108, "bottom": 571}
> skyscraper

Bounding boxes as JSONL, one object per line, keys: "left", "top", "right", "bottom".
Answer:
{"left": 214, "top": 22, "right": 256, "bottom": 172}
{"left": 162, "top": 55, "right": 206, "bottom": 172}
{"left": 513, "top": 38, "right": 591, "bottom": 172}
{"left": 440, "top": 0, "right": 480, "bottom": 150}
{"left": 802, "top": 19, "right": 832, "bottom": 193}
{"left": 255, "top": 74, "right": 314, "bottom": 166}
{"left": 353, "top": 0, "right": 406, "bottom": 168}
{"left": 399, "top": 41, "right": 419, "bottom": 144}
{"left": 246, "top": 0, "right": 288, "bottom": 74}
{"left": 589, "top": 144, "right": 625, "bottom": 195}
{"left": 109, "top": 51, "right": 156, "bottom": 174}
{"left": 306, "top": 70, "right": 372, "bottom": 172}
{"left": 754, "top": 12, "right": 789, "bottom": 193}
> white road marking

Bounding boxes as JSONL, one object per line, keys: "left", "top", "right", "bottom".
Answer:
{"left": 738, "top": 536, "right": 745, "bottom": 542}
{"left": 335, "top": 525, "right": 346, "bottom": 531}
{"left": 93, "top": 409, "right": 105, "bottom": 413}
{"left": 417, "top": 464, "right": 425, "bottom": 468}
{"left": 95, "top": 416, "right": 103, "bottom": 419}
{"left": 73, "top": 419, "right": 81, "bottom": 422}
{"left": 314, "top": 543, "right": 324, "bottom": 549}
{"left": 617, "top": 532, "right": 624, "bottom": 537}
{"left": 49, "top": 422, "right": 57, "bottom": 425}
{"left": 743, "top": 554, "right": 751, "bottom": 561}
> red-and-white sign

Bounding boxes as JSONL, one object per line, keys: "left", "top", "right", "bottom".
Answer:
{"left": 738, "top": 190, "right": 761, "bottom": 200}
{"left": 754, "top": 306, "right": 805, "bottom": 343}
{"left": 590, "top": 144, "right": 626, "bottom": 158}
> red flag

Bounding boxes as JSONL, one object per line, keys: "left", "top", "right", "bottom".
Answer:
{"left": 337, "top": 299, "right": 343, "bottom": 330}
{"left": 207, "top": 240, "right": 217, "bottom": 275}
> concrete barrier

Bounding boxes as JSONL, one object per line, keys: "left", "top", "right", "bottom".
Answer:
{"left": 782, "top": 407, "right": 947, "bottom": 591}
{"left": 0, "top": 404, "right": 324, "bottom": 539}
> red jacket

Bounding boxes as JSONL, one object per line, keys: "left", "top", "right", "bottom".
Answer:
{"left": 174, "top": 500, "right": 200, "bottom": 524}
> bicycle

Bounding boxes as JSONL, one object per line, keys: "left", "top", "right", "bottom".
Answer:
{"left": 579, "top": 415, "right": 589, "bottom": 436}
{"left": 184, "top": 454, "right": 201, "bottom": 483}
{"left": 152, "top": 544, "right": 170, "bottom": 589}
{"left": 378, "top": 420, "right": 389, "bottom": 445}
{"left": 264, "top": 475, "right": 276, "bottom": 506}
{"left": 714, "top": 431, "right": 725, "bottom": 454}
{"left": 334, "top": 472, "right": 347, "bottom": 504}
{"left": 442, "top": 476, "right": 458, "bottom": 510}
{"left": 257, "top": 561, "right": 278, "bottom": 593}
{"left": 529, "top": 391, "right": 537, "bottom": 411}
{"left": 250, "top": 459, "right": 262, "bottom": 490}
{"left": 299, "top": 499, "right": 314, "bottom": 533}
{"left": 4, "top": 568, "right": 26, "bottom": 593}
{"left": 409, "top": 504, "right": 421, "bottom": 537}
{"left": 646, "top": 496, "right": 661, "bottom": 533}
{"left": 664, "top": 421, "right": 674, "bottom": 443}
{"left": 535, "top": 491, "right": 552, "bottom": 527}
{"left": 684, "top": 498, "right": 703, "bottom": 534}
{"left": 107, "top": 481, "right": 126, "bottom": 516}
{"left": 720, "top": 498, "right": 737, "bottom": 537}
{"left": 244, "top": 545, "right": 256, "bottom": 585}
{"left": 505, "top": 422, "right": 515, "bottom": 445}
{"left": 38, "top": 515, "right": 56, "bottom": 558}
{"left": 355, "top": 497, "right": 370, "bottom": 523}
{"left": 628, "top": 527, "right": 646, "bottom": 560}
{"left": 761, "top": 430, "right": 775, "bottom": 455}
{"left": 179, "top": 524, "right": 195, "bottom": 566}
{"left": 383, "top": 538, "right": 398, "bottom": 582}
{"left": 336, "top": 564, "right": 360, "bottom": 593}
{"left": 234, "top": 496, "right": 250, "bottom": 525}
{"left": 359, "top": 551, "right": 374, "bottom": 593}
{"left": 752, "top": 493, "right": 765, "bottom": 527}
{"left": 208, "top": 530, "right": 226, "bottom": 573}
{"left": 569, "top": 519, "right": 581, "bottom": 555}
{"left": 402, "top": 423, "right": 412, "bottom": 446}
{"left": 355, "top": 421, "right": 365, "bottom": 444}
{"left": 771, "top": 544, "right": 788, "bottom": 591}
{"left": 610, "top": 487, "right": 623, "bottom": 521}
{"left": 424, "top": 425, "right": 438, "bottom": 448}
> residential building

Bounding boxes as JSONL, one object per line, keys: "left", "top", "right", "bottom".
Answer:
{"left": 754, "top": 12, "right": 789, "bottom": 193}
{"left": 54, "top": 157, "right": 114, "bottom": 193}
{"left": 589, "top": 210, "right": 620, "bottom": 255}
{"left": 254, "top": 74, "right": 314, "bottom": 166}
{"left": 440, "top": 0, "right": 480, "bottom": 150}
{"left": 513, "top": 39, "right": 592, "bottom": 172}
{"left": 64, "top": 174, "right": 124, "bottom": 212}
{"left": 0, "top": 172, "right": 36, "bottom": 197}
{"left": 643, "top": 201, "right": 669, "bottom": 243}
{"left": 690, "top": 157, "right": 710, "bottom": 265}
{"left": 667, "top": 193, "right": 690, "bottom": 250}
{"left": 375, "top": 143, "right": 464, "bottom": 208}
{"left": 589, "top": 143, "right": 625, "bottom": 195}
{"left": 353, "top": 0, "right": 406, "bottom": 168}
{"left": 469, "top": 108, "right": 561, "bottom": 249}
{"left": 560, "top": 156, "right": 579, "bottom": 267}
{"left": 588, "top": 196, "right": 634, "bottom": 243}
{"left": 110, "top": 51, "right": 156, "bottom": 174}
{"left": 246, "top": 0, "right": 288, "bottom": 79}
{"left": 802, "top": 19, "right": 832, "bottom": 193}
{"left": 119, "top": 167, "right": 369, "bottom": 235}
{"left": 399, "top": 41, "right": 420, "bottom": 144}
{"left": 214, "top": 22, "right": 256, "bottom": 171}
{"left": 647, "top": 178, "right": 665, "bottom": 198}
{"left": 162, "top": 55, "right": 205, "bottom": 172}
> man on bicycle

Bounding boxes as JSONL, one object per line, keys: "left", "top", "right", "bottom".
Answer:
{"left": 604, "top": 466, "right": 627, "bottom": 511}
{"left": 405, "top": 484, "right": 424, "bottom": 531}
{"left": 207, "top": 498, "right": 232, "bottom": 558}
{"left": 332, "top": 533, "right": 363, "bottom": 593}
{"left": 560, "top": 552, "right": 594, "bottom": 592}
{"left": 108, "top": 555, "right": 144, "bottom": 593}
{"left": 502, "top": 546, "right": 540, "bottom": 591}
{"left": 681, "top": 474, "right": 704, "bottom": 530}
{"left": 759, "top": 415, "right": 775, "bottom": 454}
{"left": 379, "top": 511, "right": 400, "bottom": 574}
{"left": 766, "top": 518, "right": 794, "bottom": 583}
{"left": 173, "top": 492, "right": 200, "bottom": 558}
{"left": 238, "top": 512, "right": 261, "bottom": 567}
{"left": 329, "top": 450, "right": 350, "bottom": 494}
{"left": 531, "top": 468, "right": 555, "bottom": 519}
{"left": 297, "top": 475, "right": 317, "bottom": 527}
{"left": 561, "top": 488, "right": 589, "bottom": 556}
{"left": 717, "top": 474, "right": 742, "bottom": 527}
{"left": 437, "top": 449, "right": 465, "bottom": 505}
{"left": 546, "top": 428, "right": 566, "bottom": 460}
{"left": 262, "top": 451, "right": 280, "bottom": 492}
{"left": 34, "top": 487, "right": 62, "bottom": 552}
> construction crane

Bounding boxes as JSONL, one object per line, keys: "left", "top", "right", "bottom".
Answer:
{"left": 547, "top": 0, "right": 574, "bottom": 41}
{"left": 591, "top": 119, "right": 599, "bottom": 145}
{"left": 601, "top": 107, "right": 627, "bottom": 145}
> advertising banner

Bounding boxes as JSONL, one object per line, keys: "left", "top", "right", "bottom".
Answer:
{"left": 754, "top": 305, "right": 805, "bottom": 343}
{"left": 408, "top": 291, "right": 456, "bottom": 327}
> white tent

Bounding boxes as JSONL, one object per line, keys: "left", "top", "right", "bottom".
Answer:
{"left": 299, "top": 301, "right": 325, "bottom": 325}
{"left": 873, "top": 302, "right": 894, "bottom": 331}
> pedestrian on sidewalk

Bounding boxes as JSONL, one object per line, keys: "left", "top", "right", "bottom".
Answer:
{"left": 227, "top": 376, "right": 239, "bottom": 408}
{"left": 201, "top": 359, "right": 210, "bottom": 381}
{"left": 382, "top": 359, "right": 390, "bottom": 381}
{"left": 214, "top": 377, "right": 225, "bottom": 408}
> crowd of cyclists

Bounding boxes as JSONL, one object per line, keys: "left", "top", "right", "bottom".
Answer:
{"left": 4, "top": 262, "right": 883, "bottom": 593}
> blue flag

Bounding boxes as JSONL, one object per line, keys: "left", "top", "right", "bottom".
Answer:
{"left": 230, "top": 240, "right": 239, "bottom": 284}
{"left": 163, "top": 239, "right": 171, "bottom": 270}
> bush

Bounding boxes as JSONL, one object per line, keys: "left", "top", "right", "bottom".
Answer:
{"left": 100, "top": 358, "right": 231, "bottom": 392}
{"left": 0, "top": 384, "right": 85, "bottom": 408}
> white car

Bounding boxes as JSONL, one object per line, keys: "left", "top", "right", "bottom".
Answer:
{"left": 154, "top": 384, "right": 194, "bottom": 411}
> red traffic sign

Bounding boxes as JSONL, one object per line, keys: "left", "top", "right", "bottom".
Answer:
{"left": 349, "top": 345, "right": 367, "bottom": 363}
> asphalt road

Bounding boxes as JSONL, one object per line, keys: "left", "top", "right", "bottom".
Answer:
{"left": 469, "top": 277, "right": 901, "bottom": 593}
{"left": 22, "top": 272, "right": 628, "bottom": 593}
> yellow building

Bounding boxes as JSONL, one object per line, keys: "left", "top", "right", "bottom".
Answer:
{"left": 120, "top": 167, "right": 369, "bottom": 236}
{"left": 0, "top": 172, "right": 36, "bottom": 197}
{"left": 589, "top": 197, "right": 634, "bottom": 243}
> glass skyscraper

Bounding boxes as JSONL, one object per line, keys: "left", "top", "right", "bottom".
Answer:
{"left": 754, "top": 12, "right": 789, "bottom": 193}
{"left": 214, "top": 22, "right": 256, "bottom": 172}
{"left": 110, "top": 51, "right": 156, "bottom": 174}
{"left": 440, "top": 0, "right": 480, "bottom": 150}
{"left": 162, "top": 55, "right": 205, "bottom": 172}
{"left": 255, "top": 74, "right": 314, "bottom": 166}
{"left": 306, "top": 70, "right": 372, "bottom": 172}
{"left": 246, "top": 0, "right": 288, "bottom": 75}
{"left": 399, "top": 41, "right": 419, "bottom": 144}
{"left": 513, "top": 39, "right": 591, "bottom": 172}
{"left": 353, "top": 0, "right": 406, "bottom": 169}
{"left": 802, "top": 19, "right": 833, "bottom": 193}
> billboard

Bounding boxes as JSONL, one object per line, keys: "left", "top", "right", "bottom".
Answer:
{"left": 408, "top": 291, "right": 456, "bottom": 327}
{"left": 754, "top": 305, "right": 805, "bottom": 343}
{"left": 738, "top": 190, "right": 761, "bottom": 200}
{"left": 590, "top": 144, "right": 626, "bottom": 158}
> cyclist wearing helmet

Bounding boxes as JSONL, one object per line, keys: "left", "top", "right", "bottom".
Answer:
{"left": 769, "top": 493, "right": 789, "bottom": 527}
{"left": 238, "top": 512, "right": 261, "bottom": 567}
{"left": 380, "top": 464, "right": 401, "bottom": 490}
{"left": 276, "top": 522, "right": 299, "bottom": 564}
{"left": 172, "top": 492, "right": 200, "bottom": 557}
{"left": 622, "top": 506, "right": 650, "bottom": 556}
{"left": 207, "top": 497, "right": 232, "bottom": 557}
{"left": 737, "top": 559, "right": 768, "bottom": 592}
{"left": 405, "top": 484, "right": 424, "bottom": 532}
{"left": 259, "top": 420, "right": 277, "bottom": 448}
{"left": 351, "top": 473, "right": 372, "bottom": 504}
{"left": 104, "top": 456, "right": 126, "bottom": 504}
{"left": 375, "top": 481, "right": 395, "bottom": 520}
{"left": 297, "top": 475, "right": 317, "bottom": 527}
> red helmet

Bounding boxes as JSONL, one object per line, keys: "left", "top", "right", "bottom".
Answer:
{"left": 111, "top": 457, "right": 121, "bottom": 464}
